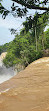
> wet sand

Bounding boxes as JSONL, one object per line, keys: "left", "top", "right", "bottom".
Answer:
{"left": 0, "top": 57, "right": 49, "bottom": 111}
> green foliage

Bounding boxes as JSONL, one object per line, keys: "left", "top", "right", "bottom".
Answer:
{"left": 38, "top": 28, "right": 49, "bottom": 50}
{"left": 0, "top": 0, "right": 49, "bottom": 69}
{"left": 0, "top": 46, "right": 2, "bottom": 54}
{"left": 3, "top": 52, "right": 21, "bottom": 67}
{"left": 2, "top": 26, "right": 49, "bottom": 68}
{"left": 0, "top": 0, "right": 49, "bottom": 19}
{"left": 0, "top": 43, "right": 10, "bottom": 54}
{"left": 2, "top": 30, "right": 43, "bottom": 67}
{"left": 44, "top": 29, "right": 49, "bottom": 48}
{"left": 23, "top": 12, "right": 49, "bottom": 34}
{"left": 0, "top": 9, "right": 49, "bottom": 68}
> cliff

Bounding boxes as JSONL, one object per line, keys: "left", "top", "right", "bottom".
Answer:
{"left": 0, "top": 57, "right": 49, "bottom": 111}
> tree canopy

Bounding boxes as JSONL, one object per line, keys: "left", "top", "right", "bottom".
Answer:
{"left": 0, "top": 0, "right": 49, "bottom": 68}
{"left": 0, "top": 28, "right": 49, "bottom": 67}
{"left": 12, "top": 0, "right": 49, "bottom": 10}
{"left": 0, "top": 0, "right": 49, "bottom": 19}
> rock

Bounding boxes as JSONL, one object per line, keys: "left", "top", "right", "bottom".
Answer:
{"left": 43, "top": 49, "right": 49, "bottom": 57}
{"left": 14, "top": 63, "right": 24, "bottom": 72}
{"left": 1, "top": 52, "right": 7, "bottom": 59}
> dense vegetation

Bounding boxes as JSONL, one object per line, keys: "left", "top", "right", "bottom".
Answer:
{"left": 0, "top": 28, "right": 49, "bottom": 68}
{"left": 0, "top": 9, "right": 49, "bottom": 68}
{"left": 0, "top": 43, "right": 10, "bottom": 54}
{"left": 0, "top": 0, "right": 49, "bottom": 69}
{"left": 0, "top": 0, "right": 49, "bottom": 19}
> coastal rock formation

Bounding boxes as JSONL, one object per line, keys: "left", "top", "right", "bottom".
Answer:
{"left": 0, "top": 57, "right": 49, "bottom": 111}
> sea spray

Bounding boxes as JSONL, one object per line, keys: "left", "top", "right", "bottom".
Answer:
{"left": 0, "top": 65, "right": 17, "bottom": 84}
{"left": 0, "top": 53, "right": 17, "bottom": 84}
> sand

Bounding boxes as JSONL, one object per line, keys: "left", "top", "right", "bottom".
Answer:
{"left": 0, "top": 57, "right": 49, "bottom": 111}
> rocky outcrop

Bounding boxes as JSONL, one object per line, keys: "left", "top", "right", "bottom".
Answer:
{"left": 0, "top": 52, "right": 7, "bottom": 60}
{"left": 43, "top": 49, "right": 49, "bottom": 57}
{"left": 0, "top": 57, "right": 49, "bottom": 111}
{"left": 0, "top": 52, "right": 7, "bottom": 67}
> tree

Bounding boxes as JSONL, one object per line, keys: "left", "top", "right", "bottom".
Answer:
{"left": 0, "top": 0, "right": 49, "bottom": 41}
{"left": 3, "top": 31, "right": 43, "bottom": 67}
{"left": 44, "top": 28, "right": 49, "bottom": 48}
{"left": 0, "top": 0, "right": 49, "bottom": 19}
{"left": 12, "top": 0, "right": 49, "bottom": 11}
{"left": 23, "top": 12, "right": 49, "bottom": 51}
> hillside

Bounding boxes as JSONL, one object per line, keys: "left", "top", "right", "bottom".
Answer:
{"left": 0, "top": 29, "right": 49, "bottom": 68}
{"left": 0, "top": 57, "right": 49, "bottom": 111}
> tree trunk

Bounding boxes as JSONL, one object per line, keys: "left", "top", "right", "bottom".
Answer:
{"left": 35, "top": 27, "right": 37, "bottom": 51}
{"left": 42, "top": 31, "right": 44, "bottom": 50}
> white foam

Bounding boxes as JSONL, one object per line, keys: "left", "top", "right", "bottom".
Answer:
{"left": 0, "top": 74, "right": 13, "bottom": 84}
{"left": 0, "top": 55, "right": 17, "bottom": 84}
{"left": 0, "top": 88, "right": 10, "bottom": 95}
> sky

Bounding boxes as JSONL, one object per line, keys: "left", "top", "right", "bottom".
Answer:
{"left": 0, "top": 15, "right": 25, "bottom": 45}
{"left": 0, "top": 0, "right": 49, "bottom": 45}
{"left": 0, "top": 0, "right": 26, "bottom": 45}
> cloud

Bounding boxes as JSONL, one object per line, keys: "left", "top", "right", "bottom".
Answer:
{"left": 44, "top": 25, "right": 49, "bottom": 31}
{"left": 0, "top": 15, "right": 24, "bottom": 45}
{"left": 0, "top": 16, "right": 24, "bottom": 29}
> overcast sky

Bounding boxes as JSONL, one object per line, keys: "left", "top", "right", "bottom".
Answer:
{"left": 0, "top": 0, "right": 25, "bottom": 45}
{"left": 0, "top": 0, "right": 49, "bottom": 45}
